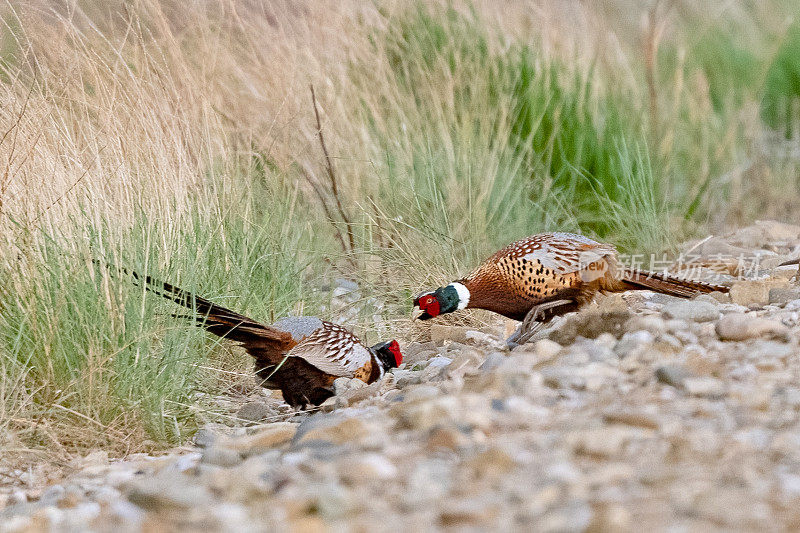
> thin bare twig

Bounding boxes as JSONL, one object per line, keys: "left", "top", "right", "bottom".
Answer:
{"left": 644, "top": 0, "right": 675, "bottom": 135}
{"left": 309, "top": 84, "right": 356, "bottom": 257}
{"left": 0, "top": 81, "right": 36, "bottom": 217}
{"left": 300, "top": 166, "right": 349, "bottom": 255}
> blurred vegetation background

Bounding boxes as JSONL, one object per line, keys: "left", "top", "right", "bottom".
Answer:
{"left": 1, "top": 0, "right": 799, "bottom": 457}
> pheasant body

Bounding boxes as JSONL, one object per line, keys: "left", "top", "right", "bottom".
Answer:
{"left": 120, "top": 272, "right": 401, "bottom": 408}
{"left": 415, "top": 232, "right": 729, "bottom": 324}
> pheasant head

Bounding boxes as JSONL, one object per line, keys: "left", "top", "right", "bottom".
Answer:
{"left": 370, "top": 339, "right": 403, "bottom": 368}
{"left": 413, "top": 282, "right": 470, "bottom": 320}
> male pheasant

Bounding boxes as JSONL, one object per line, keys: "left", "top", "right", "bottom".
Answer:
{"left": 414, "top": 232, "right": 729, "bottom": 344}
{"left": 124, "top": 271, "right": 402, "bottom": 408}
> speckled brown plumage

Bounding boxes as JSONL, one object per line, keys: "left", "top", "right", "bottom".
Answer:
{"left": 457, "top": 232, "right": 728, "bottom": 321}
{"left": 120, "top": 270, "right": 401, "bottom": 408}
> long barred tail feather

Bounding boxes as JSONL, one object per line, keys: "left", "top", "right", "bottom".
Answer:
{"left": 621, "top": 268, "right": 729, "bottom": 298}
{"left": 97, "top": 261, "right": 291, "bottom": 346}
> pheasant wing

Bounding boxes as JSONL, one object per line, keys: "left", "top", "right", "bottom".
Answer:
{"left": 287, "top": 322, "right": 371, "bottom": 378}
{"left": 519, "top": 232, "right": 618, "bottom": 275}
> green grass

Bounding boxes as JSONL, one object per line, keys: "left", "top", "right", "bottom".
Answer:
{"left": 762, "top": 21, "right": 800, "bottom": 139}
{"left": 352, "top": 2, "right": 667, "bottom": 286}
{"left": 0, "top": 168, "right": 326, "bottom": 453}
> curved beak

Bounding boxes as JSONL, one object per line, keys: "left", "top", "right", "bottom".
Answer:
{"left": 413, "top": 308, "right": 434, "bottom": 321}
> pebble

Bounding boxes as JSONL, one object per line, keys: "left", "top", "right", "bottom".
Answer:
{"left": 333, "top": 377, "right": 367, "bottom": 396}
{"left": 661, "top": 300, "right": 720, "bottom": 322}
{"left": 533, "top": 338, "right": 562, "bottom": 359}
{"left": 478, "top": 352, "right": 507, "bottom": 373}
{"left": 236, "top": 401, "right": 274, "bottom": 422}
{"left": 229, "top": 422, "right": 296, "bottom": 455}
{"left": 716, "top": 313, "right": 790, "bottom": 341}
{"left": 655, "top": 365, "right": 691, "bottom": 387}
{"left": 425, "top": 356, "right": 453, "bottom": 371}
{"left": 571, "top": 426, "right": 643, "bottom": 457}
{"left": 200, "top": 446, "right": 242, "bottom": 467}
{"left": 339, "top": 454, "right": 398, "bottom": 482}
{"left": 294, "top": 413, "right": 378, "bottom": 446}
{"left": 769, "top": 287, "right": 800, "bottom": 304}
{"left": 730, "top": 280, "right": 787, "bottom": 306}
{"left": 624, "top": 315, "right": 668, "bottom": 335}
{"left": 683, "top": 377, "right": 726, "bottom": 398}
{"left": 392, "top": 368, "right": 423, "bottom": 387}
{"left": 10, "top": 222, "right": 800, "bottom": 531}
{"left": 124, "top": 476, "right": 212, "bottom": 511}
{"left": 602, "top": 409, "right": 660, "bottom": 429}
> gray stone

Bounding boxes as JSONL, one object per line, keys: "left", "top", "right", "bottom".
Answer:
{"left": 229, "top": 422, "right": 296, "bottom": 455}
{"left": 200, "top": 446, "right": 242, "bottom": 467}
{"left": 334, "top": 278, "right": 359, "bottom": 291}
{"left": 421, "top": 356, "right": 452, "bottom": 381}
{"left": 614, "top": 330, "right": 655, "bottom": 358}
{"left": 236, "top": 401, "right": 274, "bottom": 422}
{"left": 749, "top": 340, "right": 794, "bottom": 360}
{"left": 716, "top": 312, "right": 755, "bottom": 340}
{"left": 401, "top": 343, "right": 438, "bottom": 365}
{"left": 661, "top": 300, "right": 719, "bottom": 322}
{"left": 541, "top": 367, "right": 584, "bottom": 390}
{"left": 392, "top": 369, "right": 423, "bottom": 387}
{"left": 39, "top": 485, "right": 65, "bottom": 505}
{"left": 624, "top": 315, "right": 668, "bottom": 335}
{"left": 403, "top": 385, "right": 441, "bottom": 403}
{"left": 479, "top": 352, "right": 508, "bottom": 373}
{"left": 655, "top": 365, "right": 691, "bottom": 387}
{"left": 426, "top": 356, "right": 453, "bottom": 371}
{"left": 125, "top": 476, "right": 212, "bottom": 511}
{"left": 193, "top": 427, "right": 218, "bottom": 448}
{"left": 293, "top": 411, "right": 381, "bottom": 446}
{"left": 533, "top": 338, "right": 562, "bottom": 359}
{"left": 769, "top": 287, "right": 800, "bottom": 304}
{"left": 333, "top": 377, "right": 366, "bottom": 396}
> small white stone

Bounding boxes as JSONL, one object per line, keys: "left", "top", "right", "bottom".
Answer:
{"left": 683, "top": 377, "right": 726, "bottom": 398}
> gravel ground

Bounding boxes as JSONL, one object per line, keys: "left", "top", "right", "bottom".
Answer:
{"left": 4, "top": 221, "right": 800, "bottom": 532}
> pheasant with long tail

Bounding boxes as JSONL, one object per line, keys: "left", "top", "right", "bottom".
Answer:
{"left": 414, "top": 232, "right": 729, "bottom": 345}
{"left": 115, "top": 270, "right": 402, "bottom": 408}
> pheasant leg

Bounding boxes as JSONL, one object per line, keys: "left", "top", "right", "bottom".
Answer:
{"left": 507, "top": 299, "right": 574, "bottom": 347}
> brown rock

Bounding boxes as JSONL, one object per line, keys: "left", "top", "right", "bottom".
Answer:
{"left": 730, "top": 280, "right": 789, "bottom": 305}
{"left": 295, "top": 415, "right": 377, "bottom": 445}
{"left": 426, "top": 425, "right": 470, "bottom": 451}
{"left": 602, "top": 409, "right": 660, "bottom": 429}
{"left": 466, "top": 448, "right": 515, "bottom": 480}
{"left": 439, "top": 499, "right": 499, "bottom": 527}
{"left": 229, "top": 422, "right": 296, "bottom": 456}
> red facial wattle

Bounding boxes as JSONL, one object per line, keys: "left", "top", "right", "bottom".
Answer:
{"left": 420, "top": 296, "right": 440, "bottom": 317}
{"left": 389, "top": 340, "right": 403, "bottom": 366}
